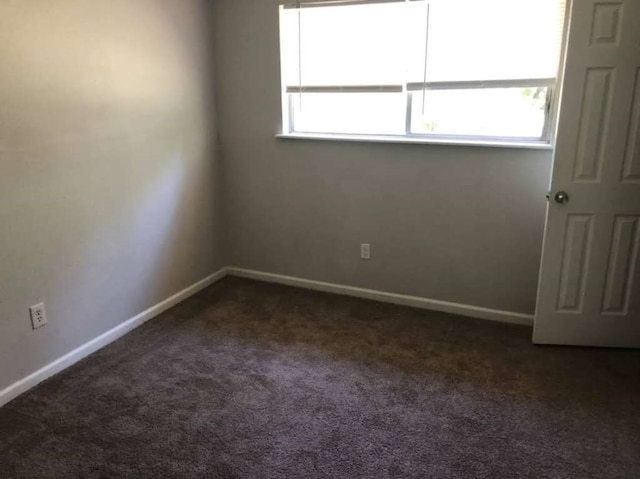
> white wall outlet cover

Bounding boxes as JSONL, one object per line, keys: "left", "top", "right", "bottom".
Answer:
{"left": 360, "top": 243, "right": 371, "bottom": 260}
{"left": 29, "top": 303, "right": 47, "bottom": 329}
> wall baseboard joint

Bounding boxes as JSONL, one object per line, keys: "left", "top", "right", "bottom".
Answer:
{"left": 225, "top": 267, "right": 534, "bottom": 327}
{"left": 1, "top": 265, "right": 534, "bottom": 409}
{"left": 0, "top": 268, "right": 228, "bottom": 408}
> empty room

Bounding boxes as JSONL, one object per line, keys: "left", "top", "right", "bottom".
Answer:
{"left": 1, "top": 0, "right": 639, "bottom": 477}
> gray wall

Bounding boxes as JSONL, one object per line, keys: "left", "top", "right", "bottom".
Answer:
{"left": 0, "top": 0, "right": 224, "bottom": 391}
{"left": 213, "top": 0, "right": 553, "bottom": 315}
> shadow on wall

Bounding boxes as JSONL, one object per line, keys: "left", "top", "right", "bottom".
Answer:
{"left": 0, "top": 0, "right": 222, "bottom": 390}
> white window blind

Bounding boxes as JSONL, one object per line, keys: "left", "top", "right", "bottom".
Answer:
{"left": 281, "top": 1, "right": 427, "bottom": 88}
{"left": 423, "top": 0, "right": 565, "bottom": 82}
{"left": 279, "top": 0, "right": 566, "bottom": 142}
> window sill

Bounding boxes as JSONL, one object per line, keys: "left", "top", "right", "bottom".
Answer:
{"left": 276, "top": 133, "right": 554, "bottom": 150}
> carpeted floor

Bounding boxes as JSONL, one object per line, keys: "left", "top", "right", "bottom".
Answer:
{"left": 1, "top": 276, "right": 639, "bottom": 479}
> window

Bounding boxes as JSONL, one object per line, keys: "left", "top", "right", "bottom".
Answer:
{"left": 279, "top": 0, "right": 566, "bottom": 144}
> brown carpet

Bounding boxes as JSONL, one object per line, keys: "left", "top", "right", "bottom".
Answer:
{"left": 1, "top": 276, "right": 639, "bottom": 478}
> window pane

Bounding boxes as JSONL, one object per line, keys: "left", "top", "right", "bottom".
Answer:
{"left": 410, "top": 87, "right": 548, "bottom": 138}
{"left": 424, "top": 0, "right": 565, "bottom": 82}
{"left": 291, "top": 93, "right": 405, "bottom": 135}
{"left": 280, "top": 2, "right": 427, "bottom": 87}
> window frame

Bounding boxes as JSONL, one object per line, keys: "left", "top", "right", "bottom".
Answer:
{"left": 279, "top": 0, "right": 565, "bottom": 146}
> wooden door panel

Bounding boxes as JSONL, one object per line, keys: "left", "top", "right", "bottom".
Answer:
{"left": 556, "top": 215, "right": 594, "bottom": 312}
{"left": 534, "top": 0, "right": 640, "bottom": 347}
{"left": 589, "top": 2, "right": 623, "bottom": 46}
{"left": 572, "top": 68, "right": 613, "bottom": 183}
{"left": 601, "top": 216, "right": 640, "bottom": 315}
{"left": 622, "top": 70, "right": 640, "bottom": 183}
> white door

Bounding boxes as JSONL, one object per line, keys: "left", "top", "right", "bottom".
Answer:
{"left": 534, "top": 0, "right": 640, "bottom": 347}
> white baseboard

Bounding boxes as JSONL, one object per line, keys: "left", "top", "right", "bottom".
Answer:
{"left": 1, "top": 265, "right": 533, "bottom": 409}
{"left": 0, "top": 268, "right": 228, "bottom": 408}
{"left": 226, "top": 267, "right": 534, "bottom": 327}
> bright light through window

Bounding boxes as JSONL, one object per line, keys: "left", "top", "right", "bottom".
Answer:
{"left": 279, "top": 0, "right": 566, "bottom": 143}
{"left": 411, "top": 87, "right": 549, "bottom": 138}
{"left": 292, "top": 92, "right": 406, "bottom": 135}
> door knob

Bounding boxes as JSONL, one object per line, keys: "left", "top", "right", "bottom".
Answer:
{"left": 554, "top": 191, "right": 569, "bottom": 204}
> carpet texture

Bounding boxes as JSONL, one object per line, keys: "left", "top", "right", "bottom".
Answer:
{"left": 1, "top": 276, "right": 639, "bottom": 479}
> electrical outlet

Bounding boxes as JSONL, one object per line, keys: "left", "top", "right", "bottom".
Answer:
{"left": 360, "top": 243, "right": 371, "bottom": 260}
{"left": 29, "top": 303, "right": 47, "bottom": 329}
